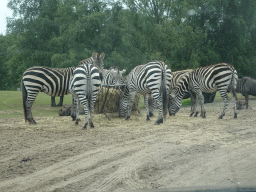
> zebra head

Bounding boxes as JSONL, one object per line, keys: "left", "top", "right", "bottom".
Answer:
{"left": 91, "top": 52, "right": 105, "bottom": 72}
{"left": 168, "top": 89, "right": 182, "bottom": 116}
{"left": 107, "top": 66, "right": 126, "bottom": 89}
{"left": 168, "top": 74, "right": 190, "bottom": 116}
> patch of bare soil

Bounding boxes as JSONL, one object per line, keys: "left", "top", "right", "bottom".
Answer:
{"left": 0, "top": 101, "right": 256, "bottom": 192}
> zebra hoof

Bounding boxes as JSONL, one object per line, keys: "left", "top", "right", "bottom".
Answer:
{"left": 154, "top": 118, "right": 163, "bottom": 125}
{"left": 90, "top": 122, "right": 94, "bottom": 128}
{"left": 189, "top": 113, "right": 194, "bottom": 117}
{"left": 29, "top": 119, "right": 37, "bottom": 125}
{"left": 125, "top": 116, "right": 130, "bottom": 120}
{"left": 149, "top": 112, "right": 154, "bottom": 117}
{"left": 82, "top": 126, "right": 87, "bottom": 130}
{"left": 146, "top": 115, "right": 150, "bottom": 121}
{"left": 75, "top": 120, "right": 79, "bottom": 125}
{"left": 234, "top": 114, "right": 238, "bottom": 118}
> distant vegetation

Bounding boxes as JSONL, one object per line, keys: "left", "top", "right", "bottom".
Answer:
{"left": 1, "top": 0, "right": 256, "bottom": 90}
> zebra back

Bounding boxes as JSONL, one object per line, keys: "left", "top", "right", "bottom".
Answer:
{"left": 22, "top": 66, "right": 76, "bottom": 97}
{"left": 190, "top": 63, "right": 237, "bottom": 93}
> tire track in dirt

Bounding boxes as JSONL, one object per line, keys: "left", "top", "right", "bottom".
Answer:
{"left": 1, "top": 101, "right": 256, "bottom": 192}
{"left": 0, "top": 135, "right": 161, "bottom": 192}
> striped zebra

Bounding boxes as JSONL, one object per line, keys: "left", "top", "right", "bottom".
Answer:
{"left": 168, "top": 71, "right": 193, "bottom": 116}
{"left": 170, "top": 63, "right": 238, "bottom": 119}
{"left": 120, "top": 61, "right": 172, "bottom": 125}
{"left": 21, "top": 52, "right": 105, "bottom": 124}
{"left": 145, "top": 69, "right": 193, "bottom": 117}
{"left": 69, "top": 65, "right": 125, "bottom": 129}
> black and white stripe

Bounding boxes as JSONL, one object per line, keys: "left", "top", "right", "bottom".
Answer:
{"left": 21, "top": 52, "right": 105, "bottom": 124}
{"left": 145, "top": 69, "right": 193, "bottom": 117}
{"left": 69, "top": 65, "right": 125, "bottom": 129}
{"left": 168, "top": 71, "right": 192, "bottom": 115}
{"left": 170, "top": 63, "right": 238, "bottom": 119}
{"left": 120, "top": 61, "right": 172, "bottom": 125}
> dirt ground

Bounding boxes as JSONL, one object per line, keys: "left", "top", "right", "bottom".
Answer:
{"left": 0, "top": 100, "right": 256, "bottom": 192}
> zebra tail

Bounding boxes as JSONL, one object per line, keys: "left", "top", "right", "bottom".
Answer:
{"left": 21, "top": 79, "right": 28, "bottom": 122}
{"left": 230, "top": 69, "right": 239, "bottom": 101}
{"left": 162, "top": 69, "right": 168, "bottom": 118}
{"left": 87, "top": 73, "right": 92, "bottom": 111}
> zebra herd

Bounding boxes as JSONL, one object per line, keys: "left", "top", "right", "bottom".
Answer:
{"left": 21, "top": 52, "right": 241, "bottom": 129}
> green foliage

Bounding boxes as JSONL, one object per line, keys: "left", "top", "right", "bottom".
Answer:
{"left": 182, "top": 98, "right": 192, "bottom": 106}
{"left": 1, "top": 0, "right": 256, "bottom": 90}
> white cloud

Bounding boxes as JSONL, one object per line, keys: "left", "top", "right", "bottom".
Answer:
{"left": 0, "top": 0, "right": 13, "bottom": 35}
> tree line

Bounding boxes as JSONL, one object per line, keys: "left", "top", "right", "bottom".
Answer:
{"left": 0, "top": 0, "right": 256, "bottom": 90}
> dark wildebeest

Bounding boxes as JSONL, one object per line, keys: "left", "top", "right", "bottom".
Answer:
{"left": 236, "top": 76, "right": 256, "bottom": 109}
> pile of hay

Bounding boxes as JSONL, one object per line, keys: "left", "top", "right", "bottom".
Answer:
{"left": 94, "top": 87, "right": 140, "bottom": 114}
{"left": 58, "top": 87, "right": 141, "bottom": 116}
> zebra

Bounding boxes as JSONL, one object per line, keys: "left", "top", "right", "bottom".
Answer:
{"left": 168, "top": 71, "right": 193, "bottom": 116}
{"left": 145, "top": 69, "right": 193, "bottom": 117}
{"left": 170, "top": 63, "right": 238, "bottom": 119}
{"left": 69, "top": 65, "right": 126, "bottom": 129}
{"left": 120, "top": 61, "right": 172, "bottom": 125}
{"left": 236, "top": 76, "right": 256, "bottom": 109}
{"left": 21, "top": 52, "right": 105, "bottom": 124}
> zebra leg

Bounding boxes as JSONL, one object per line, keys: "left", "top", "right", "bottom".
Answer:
{"left": 80, "top": 100, "right": 89, "bottom": 129}
{"left": 125, "top": 92, "right": 136, "bottom": 120}
{"left": 25, "top": 92, "right": 39, "bottom": 124}
{"left": 51, "top": 96, "right": 56, "bottom": 107}
{"left": 26, "top": 101, "right": 37, "bottom": 124}
{"left": 148, "top": 94, "right": 154, "bottom": 117}
{"left": 89, "top": 99, "right": 96, "bottom": 128}
{"left": 218, "top": 91, "right": 230, "bottom": 119}
{"left": 189, "top": 91, "right": 197, "bottom": 117}
{"left": 195, "top": 89, "right": 206, "bottom": 118}
{"left": 230, "top": 88, "right": 238, "bottom": 118}
{"left": 74, "top": 98, "right": 81, "bottom": 125}
{"left": 144, "top": 94, "right": 150, "bottom": 121}
{"left": 57, "top": 96, "right": 64, "bottom": 106}
{"left": 152, "top": 91, "right": 163, "bottom": 125}
{"left": 245, "top": 94, "right": 249, "bottom": 109}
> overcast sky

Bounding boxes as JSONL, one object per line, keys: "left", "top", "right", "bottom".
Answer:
{"left": 0, "top": 0, "right": 13, "bottom": 35}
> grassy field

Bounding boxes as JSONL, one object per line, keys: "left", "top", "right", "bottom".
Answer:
{"left": 0, "top": 91, "right": 253, "bottom": 118}
{"left": 0, "top": 91, "right": 72, "bottom": 118}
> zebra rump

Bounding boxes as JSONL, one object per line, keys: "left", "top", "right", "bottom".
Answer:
{"left": 69, "top": 64, "right": 102, "bottom": 129}
{"left": 120, "top": 61, "right": 172, "bottom": 125}
{"left": 69, "top": 64, "right": 126, "bottom": 129}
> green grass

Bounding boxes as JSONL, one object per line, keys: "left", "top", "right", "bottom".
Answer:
{"left": 1, "top": 91, "right": 254, "bottom": 118}
{"left": 0, "top": 91, "right": 72, "bottom": 118}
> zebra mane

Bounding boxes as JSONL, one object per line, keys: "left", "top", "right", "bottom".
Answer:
{"left": 198, "top": 62, "right": 233, "bottom": 69}
{"left": 78, "top": 54, "right": 95, "bottom": 65}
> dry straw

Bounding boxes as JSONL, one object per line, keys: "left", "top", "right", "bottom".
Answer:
{"left": 94, "top": 87, "right": 140, "bottom": 114}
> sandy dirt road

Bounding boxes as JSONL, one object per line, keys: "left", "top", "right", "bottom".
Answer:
{"left": 0, "top": 101, "right": 256, "bottom": 192}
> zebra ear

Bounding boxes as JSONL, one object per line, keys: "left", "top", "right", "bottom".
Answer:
{"left": 92, "top": 53, "right": 98, "bottom": 60}
{"left": 120, "top": 69, "right": 126, "bottom": 75}
{"left": 100, "top": 52, "right": 105, "bottom": 60}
